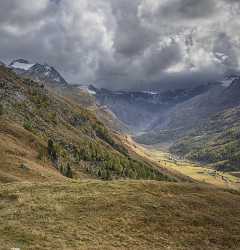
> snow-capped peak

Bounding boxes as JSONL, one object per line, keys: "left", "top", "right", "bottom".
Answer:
{"left": 9, "top": 59, "right": 68, "bottom": 86}
{"left": 9, "top": 59, "right": 35, "bottom": 71}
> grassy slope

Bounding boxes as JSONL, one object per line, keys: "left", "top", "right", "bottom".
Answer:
{"left": 0, "top": 180, "right": 240, "bottom": 250}
{"left": 0, "top": 120, "right": 66, "bottom": 183}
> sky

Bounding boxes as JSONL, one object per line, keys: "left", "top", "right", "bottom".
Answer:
{"left": 0, "top": 0, "right": 240, "bottom": 90}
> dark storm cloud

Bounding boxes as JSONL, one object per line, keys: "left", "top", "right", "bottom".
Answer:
{"left": 138, "top": 40, "right": 183, "bottom": 81}
{"left": 142, "top": 0, "right": 217, "bottom": 22}
{"left": 0, "top": 0, "right": 239, "bottom": 90}
{"left": 179, "top": 0, "right": 215, "bottom": 18}
{"left": 110, "top": 0, "right": 157, "bottom": 57}
{"left": 95, "top": 39, "right": 183, "bottom": 90}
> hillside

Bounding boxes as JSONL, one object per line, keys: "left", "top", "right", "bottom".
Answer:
{"left": 170, "top": 105, "right": 240, "bottom": 172}
{"left": 1, "top": 180, "right": 240, "bottom": 250}
{"left": 53, "top": 84, "right": 128, "bottom": 132}
{"left": 0, "top": 65, "right": 177, "bottom": 183}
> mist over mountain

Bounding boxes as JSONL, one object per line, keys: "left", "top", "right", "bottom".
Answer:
{"left": 89, "top": 82, "right": 219, "bottom": 131}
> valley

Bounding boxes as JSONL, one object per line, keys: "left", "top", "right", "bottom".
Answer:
{"left": 122, "top": 135, "right": 240, "bottom": 190}
{"left": 89, "top": 75, "right": 240, "bottom": 176}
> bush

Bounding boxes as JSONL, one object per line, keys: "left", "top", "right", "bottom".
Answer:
{"left": 47, "top": 139, "right": 58, "bottom": 163}
{"left": 65, "top": 163, "right": 73, "bottom": 178}
{"left": 23, "top": 120, "right": 33, "bottom": 131}
{"left": 0, "top": 104, "right": 3, "bottom": 116}
{"left": 60, "top": 163, "right": 73, "bottom": 178}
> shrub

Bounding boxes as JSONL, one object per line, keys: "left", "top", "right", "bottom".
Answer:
{"left": 60, "top": 163, "right": 73, "bottom": 178}
{"left": 47, "top": 139, "right": 58, "bottom": 163}
{"left": 65, "top": 163, "right": 73, "bottom": 178}
{"left": 0, "top": 104, "right": 3, "bottom": 116}
{"left": 23, "top": 120, "right": 33, "bottom": 131}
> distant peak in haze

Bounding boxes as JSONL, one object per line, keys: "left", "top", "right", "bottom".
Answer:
{"left": 9, "top": 59, "right": 35, "bottom": 71}
{"left": 9, "top": 58, "right": 68, "bottom": 86}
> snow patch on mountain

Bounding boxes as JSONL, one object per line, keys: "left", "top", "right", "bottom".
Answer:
{"left": 10, "top": 62, "right": 35, "bottom": 71}
{"left": 141, "top": 91, "right": 159, "bottom": 95}
{"left": 78, "top": 85, "right": 96, "bottom": 95}
{"left": 9, "top": 59, "right": 68, "bottom": 86}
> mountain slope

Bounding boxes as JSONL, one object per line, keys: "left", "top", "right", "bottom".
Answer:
{"left": 170, "top": 105, "right": 240, "bottom": 172}
{"left": 54, "top": 84, "right": 129, "bottom": 132}
{"left": 0, "top": 65, "right": 177, "bottom": 182}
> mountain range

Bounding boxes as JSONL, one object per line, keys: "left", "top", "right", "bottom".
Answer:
{"left": 88, "top": 82, "right": 220, "bottom": 131}
{"left": 5, "top": 58, "right": 240, "bottom": 173}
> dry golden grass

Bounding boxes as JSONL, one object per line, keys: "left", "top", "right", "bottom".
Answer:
{"left": 116, "top": 134, "right": 194, "bottom": 183}
{"left": 0, "top": 180, "right": 239, "bottom": 250}
{"left": 0, "top": 120, "right": 65, "bottom": 183}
